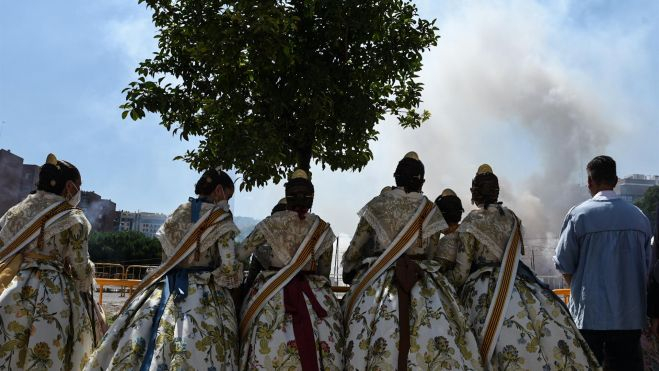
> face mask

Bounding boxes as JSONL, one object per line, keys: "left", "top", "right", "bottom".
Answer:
{"left": 68, "top": 185, "right": 81, "bottom": 207}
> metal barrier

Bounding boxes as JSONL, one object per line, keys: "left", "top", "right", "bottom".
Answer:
{"left": 553, "top": 288, "right": 571, "bottom": 304}
{"left": 95, "top": 278, "right": 141, "bottom": 305}
{"left": 94, "top": 263, "right": 125, "bottom": 279}
{"left": 125, "top": 265, "right": 158, "bottom": 280}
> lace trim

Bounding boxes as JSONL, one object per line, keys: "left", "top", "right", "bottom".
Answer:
{"left": 357, "top": 206, "right": 393, "bottom": 247}
{"left": 258, "top": 214, "right": 335, "bottom": 264}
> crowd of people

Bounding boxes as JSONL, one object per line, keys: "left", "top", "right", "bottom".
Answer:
{"left": 0, "top": 152, "right": 654, "bottom": 370}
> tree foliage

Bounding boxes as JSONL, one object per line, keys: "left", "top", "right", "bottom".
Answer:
{"left": 635, "top": 185, "right": 659, "bottom": 236}
{"left": 122, "top": 0, "right": 438, "bottom": 190}
{"left": 89, "top": 231, "right": 162, "bottom": 265}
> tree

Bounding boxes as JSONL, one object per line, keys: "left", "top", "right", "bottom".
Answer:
{"left": 635, "top": 185, "right": 659, "bottom": 236}
{"left": 121, "top": 0, "right": 438, "bottom": 190}
{"left": 89, "top": 231, "right": 162, "bottom": 265}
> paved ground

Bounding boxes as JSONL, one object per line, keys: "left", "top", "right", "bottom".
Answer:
{"left": 94, "top": 290, "right": 129, "bottom": 319}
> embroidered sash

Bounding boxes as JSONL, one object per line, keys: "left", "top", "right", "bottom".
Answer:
{"left": 479, "top": 216, "right": 523, "bottom": 363}
{"left": 345, "top": 199, "right": 435, "bottom": 318}
{"left": 240, "top": 218, "right": 329, "bottom": 339}
{"left": 0, "top": 201, "right": 74, "bottom": 264}
{"left": 120, "top": 207, "right": 229, "bottom": 312}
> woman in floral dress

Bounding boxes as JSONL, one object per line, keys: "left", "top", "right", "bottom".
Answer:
{"left": 0, "top": 154, "right": 104, "bottom": 370}
{"left": 341, "top": 152, "right": 483, "bottom": 371}
{"left": 237, "top": 170, "right": 342, "bottom": 371}
{"left": 443, "top": 164, "right": 600, "bottom": 370}
{"left": 86, "top": 169, "right": 243, "bottom": 370}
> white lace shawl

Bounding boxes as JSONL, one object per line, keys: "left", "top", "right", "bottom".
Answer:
{"left": 457, "top": 205, "right": 519, "bottom": 259}
{"left": 156, "top": 200, "right": 239, "bottom": 257}
{"left": 0, "top": 191, "right": 91, "bottom": 248}
{"left": 252, "top": 211, "right": 336, "bottom": 267}
{"left": 357, "top": 188, "right": 447, "bottom": 255}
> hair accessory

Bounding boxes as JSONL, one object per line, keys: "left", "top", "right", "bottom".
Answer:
{"left": 46, "top": 153, "right": 58, "bottom": 166}
{"left": 290, "top": 169, "right": 309, "bottom": 180}
{"left": 404, "top": 151, "right": 420, "bottom": 161}
{"left": 477, "top": 164, "right": 493, "bottom": 175}
{"left": 50, "top": 180, "right": 56, "bottom": 187}
{"left": 441, "top": 188, "right": 457, "bottom": 197}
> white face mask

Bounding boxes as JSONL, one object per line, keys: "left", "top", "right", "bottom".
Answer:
{"left": 68, "top": 185, "right": 81, "bottom": 207}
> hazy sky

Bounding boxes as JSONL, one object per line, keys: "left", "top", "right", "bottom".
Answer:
{"left": 1, "top": 0, "right": 658, "bottom": 248}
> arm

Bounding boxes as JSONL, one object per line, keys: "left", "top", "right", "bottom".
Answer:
{"left": 316, "top": 247, "right": 333, "bottom": 278}
{"left": 235, "top": 227, "right": 267, "bottom": 265}
{"left": 61, "top": 223, "right": 95, "bottom": 293}
{"left": 445, "top": 233, "right": 478, "bottom": 288}
{"left": 214, "top": 231, "right": 243, "bottom": 289}
{"left": 341, "top": 218, "right": 374, "bottom": 285}
{"left": 553, "top": 215, "right": 580, "bottom": 286}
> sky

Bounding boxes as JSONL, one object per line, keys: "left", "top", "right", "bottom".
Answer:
{"left": 1, "top": 0, "right": 658, "bottom": 262}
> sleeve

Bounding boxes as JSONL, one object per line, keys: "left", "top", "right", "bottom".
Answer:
{"left": 553, "top": 213, "right": 580, "bottom": 274}
{"left": 212, "top": 230, "right": 244, "bottom": 289}
{"left": 432, "top": 233, "right": 458, "bottom": 271}
{"left": 62, "top": 223, "right": 95, "bottom": 293}
{"left": 445, "top": 233, "right": 478, "bottom": 288}
{"left": 316, "top": 247, "right": 333, "bottom": 278}
{"left": 236, "top": 226, "right": 267, "bottom": 264}
{"left": 341, "top": 217, "right": 375, "bottom": 284}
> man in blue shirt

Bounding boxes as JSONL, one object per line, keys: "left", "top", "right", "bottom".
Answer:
{"left": 554, "top": 155, "right": 652, "bottom": 370}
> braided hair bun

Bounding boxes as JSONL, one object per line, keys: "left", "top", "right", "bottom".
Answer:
{"left": 435, "top": 189, "right": 464, "bottom": 225}
{"left": 37, "top": 153, "right": 80, "bottom": 195}
{"left": 394, "top": 152, "right": 425, "bottom": 192}
{"left": 285, "top": 170, "right": 314, "bottom": 219}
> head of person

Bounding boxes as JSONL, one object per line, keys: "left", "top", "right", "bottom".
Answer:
{"left": 194, "top": 168, "right": 235, "bottom": 203}
{"left": 394, "top": 151, "right": 425, "bottom": 193}
{"left": 470, "top": 164, "right": 500, "bottom": 208}
{"left": 586, "top": 155, "right": 618, "bottom": 196}
{"left": 285, "top": 169, "right": 314, "bottom": 219}
{"left": 435, "top": 188, "right": 464, "bottom": 225}
{"left": 37, "top": 153, "right": 82, "bottom": 206}
{"left": 271, "top": 198, "right": 287, "bottom": 215}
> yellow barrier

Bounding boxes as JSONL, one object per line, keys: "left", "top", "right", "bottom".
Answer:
{"left": 553, "top": 288, "right": 571, "bottom": 304}
{"left": 95, "top": 278, "right": 141, "bottom": 305}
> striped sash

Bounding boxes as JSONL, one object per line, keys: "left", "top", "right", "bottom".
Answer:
{"left": 479, "top": 216, "right": 522, "bottom": 363}
{"left": 345, "top": 199, "right": 435, "bottom": 318}
{"left": 0, "top": 201, "right": 74, "bottom": 264}
{"left": 240, "top": 218, "right": 329, "bottom": 339}
{"left": 120, "top": 207, "right": 229, "bottom": 312}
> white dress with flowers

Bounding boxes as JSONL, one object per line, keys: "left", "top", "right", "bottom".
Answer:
{"left": 341, "top": 188, "right": 483, "bottom": 371}
{"left": 86, "top": 200, "right": 243, "bottom": 371}
{"left": 0, "top": 191, "right": 100, "bottom": 370}
{"left": 237, "top": 211, "right": 343, "bottom": 371}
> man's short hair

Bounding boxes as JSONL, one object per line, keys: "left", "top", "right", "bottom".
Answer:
{"left": 587, "top": 155, "right": 618, "bottom": 186}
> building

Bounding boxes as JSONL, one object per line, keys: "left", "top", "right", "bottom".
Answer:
{"left": 0, "top": 149, "right": 43, "bottom": 215}
{"left": 615, "top": 174, "right": 659, "bottom": 203}
{"left": 80, "top": 191, "right": 117, "bottom": 232}
{"left": 116, "top": 211, "right": 167, "bottom": 238}
{"left": 1, "top": 149, "right": 118, "bottom": 232}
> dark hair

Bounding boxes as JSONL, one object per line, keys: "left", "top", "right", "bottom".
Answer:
{"left": 195, "top": 169, "right": 234, "bottom": 196}
{"left": 271, "top": 202, "right": 288, "bottom": 215}
{"left": 37, "top": 160, "right": 80, "bottom": 195}
{"left": 471, "top": 172, "right": 500, "bottom": 208}
{"left": 435, "top": 195, "right": 464, "bottom": 224}
{"left": 394, "top": 158, "right": 425, "bottom": 192}
{"left": 285, "top": 178, "right": 314, "bottom": 219}
{"left": 587, "top": 155, "right": 617, "bottom": 186}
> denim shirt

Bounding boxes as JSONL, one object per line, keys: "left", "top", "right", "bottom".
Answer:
{"left": 554, "top": 191, "right": 653, "bottom": 330}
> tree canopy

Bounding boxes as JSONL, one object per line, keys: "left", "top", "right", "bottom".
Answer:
{"left": 122, "top": 0, "right": 438, "bottom": 190}
{"left": 89, "top": 231, "right": 162, "bottom": 265}
{"left": 635, "top": 185, "right": 659, "bottom": 236}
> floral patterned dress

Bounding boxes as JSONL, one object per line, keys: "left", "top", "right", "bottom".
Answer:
{"left": 86, "top": 200, "right": 243, "bottom": 371}
{"left": 341, "top": 188, "right": 483, "bottom": 371}
{"left": 237, "top": 211, "right": 343, "bottom": 371}
{"left": 0, "top": 191, "right": 99, "bottom": 370}
{"left": 442, "top": 204, "right": 600, "bottom": 370}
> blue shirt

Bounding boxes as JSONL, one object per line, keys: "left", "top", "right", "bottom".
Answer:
{"left": 554, "top": 190, "right": 652, "bottom": 330}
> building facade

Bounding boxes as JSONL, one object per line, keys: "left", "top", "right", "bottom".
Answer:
{"left": 1, "top": 149, "right": 118, "bottom": 232}
{"left": 116, "top": 211, "right": 167, "bottom": 238}
{"left": 615, "top": 174, "right": 659, "bottom": 203}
